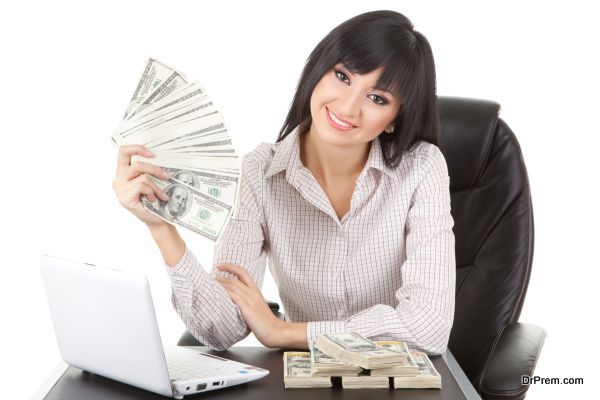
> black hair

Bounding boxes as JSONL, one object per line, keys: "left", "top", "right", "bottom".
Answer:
{"left": 276, "top": 10, "right": 439, "bottom": 169}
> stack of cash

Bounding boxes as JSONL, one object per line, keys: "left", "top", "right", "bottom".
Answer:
{"left": 393, "top": 351, "right": 442, "bottom": 389}
{"left": 283, "top": 334, "right": 441, "bottom": 390}
{"left": 341, "top": 370, "right": 390, "bottom": 389}
{"left": 112, "top": 58, "right": 242, "bottom": 242}
{"left": 369, "top": 341, "right": 420, "bottom": 376}
{"left": 283, "top": 352, "right": 332, "bottom": 388}
{"left": 309, "top": 344, "right": 362, "bottom": 376}
{"left": 315, "top": 332, "right": 408, "bottom": 369}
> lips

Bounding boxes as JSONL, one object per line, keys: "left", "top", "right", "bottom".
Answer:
{"left": 325, "top": 106, "right": 355, "bottom": 131}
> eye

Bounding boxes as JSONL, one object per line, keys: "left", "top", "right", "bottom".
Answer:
{"left": 334, "top": 69, "right": 350, "bottom": 84}
{"left": 334, "top": 68, "right": 389, "bottom": 106}
{"left": 369, "top": 94, "right": 388, "bottom": 105}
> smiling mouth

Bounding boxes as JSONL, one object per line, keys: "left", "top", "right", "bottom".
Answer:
{"left": 326, "top": 106, "right": 356, "bottom": 130}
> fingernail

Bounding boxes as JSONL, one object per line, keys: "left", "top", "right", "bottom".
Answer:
{"left": 146, "top": 149, "right": 155, "bottom": 156}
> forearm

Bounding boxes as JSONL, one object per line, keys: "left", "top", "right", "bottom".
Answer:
{"left": 346, "top": 301, "right": 453, "bottom": 355}
{"left": 149, "top": 223, "right": 185, "bottom": 267}
{"left": 277, "top": 321, "right": 308, "bottom": 350}
{"left": 165, "top": 245, "right": 252, "bottom": 350}
{"left": 304, "top": 297, "right": 453, "bottom": 355}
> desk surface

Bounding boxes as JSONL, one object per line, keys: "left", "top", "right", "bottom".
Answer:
{"left": 39, "top": 346, "right": 481, "bottom": 400}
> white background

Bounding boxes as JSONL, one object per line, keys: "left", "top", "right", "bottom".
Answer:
{"left": 1, "top": 1, "right": 597, "bottom": 398}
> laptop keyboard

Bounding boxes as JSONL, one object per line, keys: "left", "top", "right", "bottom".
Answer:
{"left": 166, "top": 353, "right": 228, "bottom": 381}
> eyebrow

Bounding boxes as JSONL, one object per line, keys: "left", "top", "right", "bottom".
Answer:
{"left": 337, "top": 64, "right": 396, "bottom": 98}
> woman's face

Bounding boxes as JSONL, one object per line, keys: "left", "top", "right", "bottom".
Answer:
{"left": 309, "top": 62, "right": 401, "bottom": 148}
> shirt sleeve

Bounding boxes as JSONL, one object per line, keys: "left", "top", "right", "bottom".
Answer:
{"left": 164, "top": 155, "right": 268, "bottom": 351}
{"left": 306, "top": 146, "right": 456, "bottom": 355}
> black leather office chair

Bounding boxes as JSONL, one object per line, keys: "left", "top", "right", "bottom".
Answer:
{"left": 178, "top": 96, "right": 546, "bottom": 400}
{"left": 439, "top": 96, "right": 545, "bottom": 400}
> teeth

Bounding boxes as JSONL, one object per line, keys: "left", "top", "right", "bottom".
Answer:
{"left": 328, "top": 109, "right": 352, "bottom": 127}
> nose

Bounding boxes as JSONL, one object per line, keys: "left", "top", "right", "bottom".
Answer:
{"left": 336, "top": 87, "right": 361, "bottom": 120}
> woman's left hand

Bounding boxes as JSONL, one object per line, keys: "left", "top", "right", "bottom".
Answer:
{"left": 215, "top": 263, "right": 286, "bottom": 348}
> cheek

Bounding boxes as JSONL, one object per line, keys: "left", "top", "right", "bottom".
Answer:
{"left": 363, "top": 108, "right": 397, "bottom": 130}
{"left": 311, "top": 76, "right": 339, "bottom": 105}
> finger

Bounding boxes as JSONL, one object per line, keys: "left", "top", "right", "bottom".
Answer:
{"left": 217, "top": 264, "right": 257, "bottom": 288}
{"left": 116, "top": 144, "right": 155, "bottom": 177}
{"left": 224, "top": 285, "right": 251, "bottom": 309}
{"left": 217, "top": 277, "right": 252, "bottom": 299}
{"left": 123, "top": 161, "right": 170, "bottom": 182}
{"left": 133, "top": 182, "right": 158, "bottom": 203}
{"left": 216, "top": 277, "right": 242, "bottom": 291}
{"left": 217, "top": 280, "right": 243, "bottom": 302}
{"left": 227, "top": 290, "right": 248, "bottom": 309}
{"left": 145, "top": 192, "right": 157, "bottom": 203}
{"left": 130, "top": 174, "right": 170, "bottom": 201}
{"left": 119, "top": 179, "right": 162, "bottom": 208}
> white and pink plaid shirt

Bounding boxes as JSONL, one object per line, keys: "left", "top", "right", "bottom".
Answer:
{"left": 165, "top": 124, "right": 456, "bottom": 354}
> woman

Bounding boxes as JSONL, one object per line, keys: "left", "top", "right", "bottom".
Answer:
{"left": 112, "top": 10, "right": 455, "bottom": 354}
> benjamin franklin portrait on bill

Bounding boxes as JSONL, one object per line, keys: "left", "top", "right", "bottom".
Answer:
{"left": 172, "top": 169, "right": 199, "bottom": 188}
{"left": 158, "top": 184, "right": 192, "bottom": 221}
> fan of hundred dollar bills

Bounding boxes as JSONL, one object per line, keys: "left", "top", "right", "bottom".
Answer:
{"left": 112, "top": 58, "right": 242, "bottom": 242}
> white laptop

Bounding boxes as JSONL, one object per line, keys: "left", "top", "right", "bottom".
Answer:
{"left": 39, "top": 254, "right": 269, "bottom": 399}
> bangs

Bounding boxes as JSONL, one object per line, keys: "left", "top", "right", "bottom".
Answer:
{"left": 330, "top": 23, "right": 418, "bottom": 105}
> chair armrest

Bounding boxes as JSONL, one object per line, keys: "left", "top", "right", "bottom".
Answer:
{"left": 479, "top": 322, "right": 546, "bottom": 400}
{"left": 267, "top": 300, "right": 280, "bottom": 313}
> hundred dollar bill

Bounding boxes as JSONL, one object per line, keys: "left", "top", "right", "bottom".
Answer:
{"left": 283, "top": 352, "right": 332, "bottom": 388}
{"left": 114, "top": 83, "right": 208, "bottom": 144}
{"left": 129, "top": 71, "right": 189, "bottom": 118}
{"left": 123, "top": 58, "right": 175, "bottom": 119}
{"left": 315, "top": 332, "right": 407, "bottom": 369}
{"left": 119, "top": 108, "right": 223, "bottom": 147}
{"left": 164, "top": 167, "right": 240, "bottom": 206}
{"left": 118, "top": 99, "right": 217, "bottom": 142}
{"left": 148, "top": 117, "right": 225, "bottom": 150}
{"left": 141, "top": 175, "right": 232, "bottom": 242}
{"left": 370, "top": 341, "right": 419, "bottom": 376}
{"left": 341, "top": 370, "right": 390, "bottom": 389}
{"left": 114, "top": 58, "right": 242, "bottom": 242}
{"left": 128, "top": 83, "right": 206, "bottom": 123}
{"left": 373, "top": 341, "right": 410, "bottom": 361}
{"left": 393, "top": 351, "right": 441, "bottom": 389}
{"left": 131, "top": 152, "right": 240, "bottom": 176}
{"left": 309, "top": 344, "right": 361, "bottom": 376}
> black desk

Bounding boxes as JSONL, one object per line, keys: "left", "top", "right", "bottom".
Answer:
{"left": 36, "top": 346, "right": 481, "bottom": 400}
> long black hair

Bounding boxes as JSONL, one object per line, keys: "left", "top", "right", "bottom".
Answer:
{"left": 276, "top": 10, "right": 439, "bottom": 169}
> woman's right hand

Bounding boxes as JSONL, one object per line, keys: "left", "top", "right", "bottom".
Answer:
{"left": 112, "top": 144, "right": 172, "bottom": 228}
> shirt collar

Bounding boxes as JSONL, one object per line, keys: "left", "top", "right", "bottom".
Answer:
{"left": 265, "top": 124, "right": 397, "bottom": 180}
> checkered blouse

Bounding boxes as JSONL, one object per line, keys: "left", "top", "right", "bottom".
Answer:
{"left": 165, "top": 125, "right": 456, "bottom": 354}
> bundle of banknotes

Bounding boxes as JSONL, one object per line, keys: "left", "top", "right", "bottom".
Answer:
{"left": 283, "top": 332, "right": 441, "bottom": 389}
{"left": 112, "top": 58, "right": 242, "bottom": 242}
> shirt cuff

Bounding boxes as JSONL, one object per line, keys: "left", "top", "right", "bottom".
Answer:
{"left": 164, "top": 244, "right": 206, "bottom": 287}
{"left": 306, "top": 320, "right": 349, "bottom": 345}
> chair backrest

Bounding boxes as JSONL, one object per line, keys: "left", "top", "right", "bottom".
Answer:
{"left": 437, "top": 96, "right": 535, "bottom": 383}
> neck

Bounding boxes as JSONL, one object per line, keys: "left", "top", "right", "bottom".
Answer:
{"left": 300, "top": 124, "right": 371, "bottom": 185}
